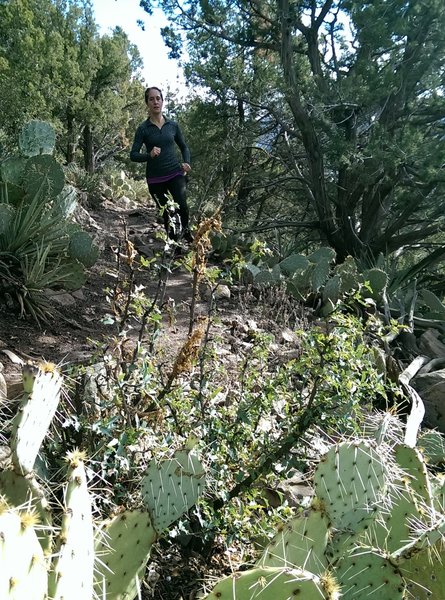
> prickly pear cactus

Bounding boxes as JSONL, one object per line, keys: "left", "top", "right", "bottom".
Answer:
{"left": 10, "top": 363, "right": 62, "bottom": 475}
{"left": 0, "top": 504, "right": 47, "bottom": 599}
{"left": 279, "top": 253, "right": 310, "bottom": 277}
{"left": 203, "top": 566, "right": 338, "bottom": 599}
{"left": 24, "top": 154, "right": 65, "bottom": 199}
{"left": 94, "top": 510, "right": 157, "bottom": 599}
{"left": 0, "top": 156, "right": 26, "bottom": 187}
{"left": 336, "top": 549, "right": 405, "bottom": 600}
{"left": 52, "top": 184, "right": 78, "bottom": 219}
{"left": 0, "top": 470, "right": 52, "bottom": 553}
{"left": 400, "top": 544, "right": 445, "bottom": 600}
{"left": 141, "top": 450, "right": 206, "bottom": 533}
{"left": 363, "top": 268, "right": 388, "bottom": 301}
{"left": 258, "top": 508, "right": 329, "bottom": 575}
{"left": 68, "top": 230, "right": 99, "bottom": 268}
{"left": 313, "top": 441, "right": 386, "bottom": 532}
{"left": 18, "top": 119, "right": 55, "bottom": 157}
{"left": 417, "top": 429, "right": 445, "bottom": 466}
{"left": 49, "top": 451, "right": 94, "bottom": 600}
{"left": 394, "top": 444, "right": 433, "bottom": 508}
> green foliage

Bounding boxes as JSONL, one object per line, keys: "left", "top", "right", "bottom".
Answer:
{"left": 0, "top": 0, "right": 145, "bottom": 171}
{"left": 146, "top": 0, "right": 445, "bottom": 289}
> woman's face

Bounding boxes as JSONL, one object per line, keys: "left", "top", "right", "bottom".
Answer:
{"left": 146, "top": 89, "right": 163, "bottom": 115}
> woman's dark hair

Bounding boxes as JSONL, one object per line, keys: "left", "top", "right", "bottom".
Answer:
{"left": 145, "top": 86, "right": 163, "bottom": 104}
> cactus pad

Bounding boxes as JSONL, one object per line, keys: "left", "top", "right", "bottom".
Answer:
{"left": 203, "top": 566, "right": 335, "bottom": 599}
{"left": 50, "top": 452, "right": 94, "bottom": 600}
{"left": 394, "top": 444, "right": 433, "bottom": 508}
{"left": 322, "top": 273, "right": 341, "bottom": 304}
{"left": 363, "top": 268, "right": 388, "bottom": 300}
{"left": 417, "top": 430, "right": 445, "bottom": 467}
{"left": 258, "top": 508, "right": 329, "bottom": 575}
{"left": 0, "top": 509, "right": 47, "bottom": 599}
{"left": 312, "top": 258, "right": 331, "bottom": 292}
{"left": 24, "top": 154, "right": 65, "bottom": 199}
{"left": 313, "top": 441, "right": 386, "bottom": 532}
{"left": 401, "top": 545, "right": 445, "bottom": 600}
{"left": 19, "top": 120, "right": 56, "bottom": 157}
{"left": 53, "top": 185, "right": 78, "bottom": 219}
{"left": 279, "top": 253, "right": 310, "bottom": 276}
{"left": 141, "top": 450, "right": 205, "bottom": 533}
{"left": 68, "top": 231, "right": 99, "bottom": 268}
{"left": 0, "top": 471, "right": 52, "bottom": 543}
{"left": 337, "top": 549, "right": 404, "bottom": 599}
{"left": 368, "top": 478, "right": 423, "bottom": 554}
{"left": 0, "top": 157, "right": 26, "bottom": 187}
{"left": 94, "top": 510, "right": 157, "bottom": 599}
{"left": 10, "top": 366, "right": 62, "bottom": 475}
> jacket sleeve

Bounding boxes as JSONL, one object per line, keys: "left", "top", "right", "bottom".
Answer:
{"left": 130, "top": 124, "right": 149, "bottom": 163}
{"left": 174, "top": 123, "right": 191, "bottom": 164}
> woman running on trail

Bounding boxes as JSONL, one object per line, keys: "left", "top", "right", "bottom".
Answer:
{"left": 130, "top": 86, "right": 193, "bottom": 242}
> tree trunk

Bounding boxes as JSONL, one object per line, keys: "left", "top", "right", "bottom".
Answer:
{"left": 66, "top": 105, "right": 76, "bottom": 165}
{"left": 83, "top": 124, "right": 94, "bottom": 174}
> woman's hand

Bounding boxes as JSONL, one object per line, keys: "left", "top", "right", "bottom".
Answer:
{"left": 150, "top": 146, "right": 161, "bottom": 158}
{"left": 182, "top": 162, "right": 191, "bottom": 173}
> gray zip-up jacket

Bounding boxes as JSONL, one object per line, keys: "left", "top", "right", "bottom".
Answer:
{"left": 130, "top": 118, "right": 191, "bottom": 180}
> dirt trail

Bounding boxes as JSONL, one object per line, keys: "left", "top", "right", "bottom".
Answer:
{"left": 0, "top": 199, "right": 223, "bottom": 389}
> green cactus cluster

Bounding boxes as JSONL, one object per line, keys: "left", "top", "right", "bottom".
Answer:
{"left": 0, "top": 120, "right": 99, "bottom": 322}
{"left": 243, "top": 245, "right": 445, "bottom": 325}
{"left": 249, "top": 247, "right": 393, "bottom": 316}
{"left": 204, "top": 428, "right": 445, "bottom": 599}
{"left": 103, "top": 170, "right": 138, "bottom": 202}
{"left": 0, "top": 363, "right": 206, "bottom": 600}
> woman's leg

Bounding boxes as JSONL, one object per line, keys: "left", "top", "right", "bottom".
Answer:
{"left": 147, "top": 181, "right": 172, "bottom": 237}
{"left": 166, "top": 176, "right": 191, "bottom": 237}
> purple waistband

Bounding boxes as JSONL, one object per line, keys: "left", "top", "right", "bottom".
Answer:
{"left": 147, "top": 170, "right": 183, "bottom": 184}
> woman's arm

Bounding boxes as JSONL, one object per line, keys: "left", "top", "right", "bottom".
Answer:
{"left": 130, "top": 125, "right": 149, "bottom": 163}
{"left": 174, "top": 123, "right": 191, "bottom": 165}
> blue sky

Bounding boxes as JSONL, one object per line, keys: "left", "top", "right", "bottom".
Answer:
{"left": 91, "top": 0, "right": 185, "bottom": 91}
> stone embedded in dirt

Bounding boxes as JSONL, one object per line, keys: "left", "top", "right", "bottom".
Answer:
{"left": 44, "top": 291, "right": 77, "bottom": 306}
{"left": 280, "top": 328, "right": 299, "bottom": 344}
{"left": 412, "top": 368, "right": 445, "bottom": 433}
